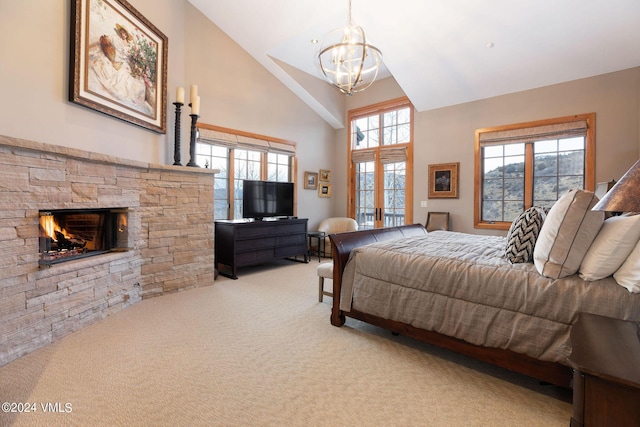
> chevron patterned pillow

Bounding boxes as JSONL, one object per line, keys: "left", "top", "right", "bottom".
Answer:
{"left": 505, "top": 206, "right": 548, "bottom": 263}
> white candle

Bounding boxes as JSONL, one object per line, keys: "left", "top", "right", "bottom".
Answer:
{"left": 192, "top": 95, "right": 200, "bottom": 115}
{"left": 190, "top": 85, "right": 198, "bottom": 103}
{"left": 176, "top": 87, "right": 185, "bottom": 104}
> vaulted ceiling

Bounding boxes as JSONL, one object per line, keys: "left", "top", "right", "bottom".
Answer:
{"left": 188, "top": 0, "right": 640, "bottom": 129}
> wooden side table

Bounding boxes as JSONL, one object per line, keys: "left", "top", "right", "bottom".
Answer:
{"left": 567, "top": 313, "right": 640, "bottom": 427}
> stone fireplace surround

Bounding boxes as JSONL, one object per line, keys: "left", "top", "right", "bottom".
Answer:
{"left": 0, "top": 135, "right": 216, "bottom": 366}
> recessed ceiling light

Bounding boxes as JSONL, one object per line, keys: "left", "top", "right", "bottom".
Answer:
{"left": 486, "top": 42, "right": 495, "bottom": 48}
{"left": 311, "top": 39, "right": 318, "bottom": 44}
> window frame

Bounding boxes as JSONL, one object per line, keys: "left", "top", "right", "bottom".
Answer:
{"left": 474, "top": 113, "right": 595, "bottom": 230}
{"left": 196, "top": 123, "right": 297, "bottom": 220}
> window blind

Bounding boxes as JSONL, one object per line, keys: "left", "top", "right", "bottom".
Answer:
{"left": 198, "top": 128, "right": 295, "bottom": 155}
{"left": 379, "top": 146, "right": 407, "bottom": 164}
{"left": 478, "top": 120, "right": 588, "bottom": 146}
{"left": 351, "top": 150, "right": 376, "bottom": 163}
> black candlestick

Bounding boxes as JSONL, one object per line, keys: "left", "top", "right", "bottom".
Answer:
{"left": 172, "top": 102, "right": 183, "bottom": 165}
{"left": 186, "top": 114, "right": 200, "bottom": 167}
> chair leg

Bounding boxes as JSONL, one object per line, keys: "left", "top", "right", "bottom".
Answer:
{"left": 318, "top": 277, "right": 324, "bottom": 302}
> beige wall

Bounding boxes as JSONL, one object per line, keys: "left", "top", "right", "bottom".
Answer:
{"left": 343, "top": 68, "right": 640, "bottom": 234}
{"left": 0, "top": 0, "right": 335, "bottom": 229}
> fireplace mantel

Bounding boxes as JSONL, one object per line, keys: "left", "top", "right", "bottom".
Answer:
{"left": 0, "top": 134, "right": 217, "bottom": 367}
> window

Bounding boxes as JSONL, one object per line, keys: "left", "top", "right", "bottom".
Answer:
{"left": 196, "top": 143, "right": 230, "bottom": 219}
{"left": 474, "top": 113, "right": 595, "bottom": 230}
{"left": 349, "top": 98, "right": 413, "bottom": 229}
{"left": 195, "top": 125, "right": 296, "bottom": 220}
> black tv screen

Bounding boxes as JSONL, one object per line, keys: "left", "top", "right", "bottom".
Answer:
{"left": 242, "top": 180, "right": 294, "bottom": 219}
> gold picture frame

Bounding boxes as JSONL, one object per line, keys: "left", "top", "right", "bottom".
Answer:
{"left": 428, "top": 162, "right": 459, "bottom": 199}
{"left": 319, "top": 169, "right": 331, "bottom": 182}
{"left": 304, "top": 171, "right": 318, "bottom": 190}
{"left": 318, "top": 183, "right": 332, "bottom": 198}
{"left": 70, "top": 0, "right": 168, "bottom": 133}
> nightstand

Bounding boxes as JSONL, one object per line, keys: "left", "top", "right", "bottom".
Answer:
{"left": 568, "top": 313, "right": 640, "bottom": 427}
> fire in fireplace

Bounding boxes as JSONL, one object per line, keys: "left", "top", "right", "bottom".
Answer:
{"left": 39, "top": 208, "right": 129, "bottom": 266}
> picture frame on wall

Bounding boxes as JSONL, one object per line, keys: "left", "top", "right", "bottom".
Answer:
{"left": 428, "top": 162, "right": 459, "bottom": 199}
{"left": 319, "top": 169, "right": 331, "bottom": 182}
{"left": 318, "top": 184, "right": 332, "bottom": 198}
{"left": 69, "top": 0, "right": 168, "bottom": 133}
{"left": 304, "top": 171, "right": 318, "bottom": 190}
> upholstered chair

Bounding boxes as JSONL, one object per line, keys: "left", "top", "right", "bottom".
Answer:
{"left": 316, "top": 217, "right": 358, "bottom": 257}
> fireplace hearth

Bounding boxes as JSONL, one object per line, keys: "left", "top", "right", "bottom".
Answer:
{"left": 39, "top": 208, "right": 129, "bottom": 266}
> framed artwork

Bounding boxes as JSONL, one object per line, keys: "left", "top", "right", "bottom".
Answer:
{"left": 70, "top": 0, "right": 168, "bottom": 133}
{"left": 304, "top": 171, "right": 318, "bottom": 190}
{"left": 319, "top": 169, "right": 331, "bottom": 182}
{"left": 318, "top": 183, "right": 332, "bottom": 198}
{"left": 428, "top": 162, "right": 459, "bottom": 199}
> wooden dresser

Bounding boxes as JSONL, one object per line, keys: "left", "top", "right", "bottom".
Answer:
{"left": 568, "top": 313, "right": 640, "bottom": 426}
{"left": 214, "top": 218, "right": 308, "bottom": 279}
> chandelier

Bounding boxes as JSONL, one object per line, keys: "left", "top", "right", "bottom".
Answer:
{"left": 317, "top": 0, "right": 383, "bottom": 95}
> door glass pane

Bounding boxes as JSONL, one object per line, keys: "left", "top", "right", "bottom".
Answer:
{"left": 355, "top": 161, "right": 375, "bottom": 229}
{"left": 383, "top": 162, "right": 406, "bottom": 226}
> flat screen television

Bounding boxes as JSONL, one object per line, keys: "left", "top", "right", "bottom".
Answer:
{"left": 242, "top": 180, "right": 294, "bottom": 220}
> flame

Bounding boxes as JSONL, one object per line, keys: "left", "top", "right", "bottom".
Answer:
{"left": 40, "top": 215, "right": 68, "bottom": 241}
{"left": 118, "top": 213, "right": 128, "bottom": 232}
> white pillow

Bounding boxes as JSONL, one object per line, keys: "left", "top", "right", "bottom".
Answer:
{"left": 533, "top": 189, "right": 603, "bottom": 279}
{"left": 579, "top": 215, "right": 640, "bottom": 281}
{"left": 613, "top": 239, "right": 640, "bottom": 292}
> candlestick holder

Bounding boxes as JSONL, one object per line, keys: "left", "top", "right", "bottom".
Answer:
{"left": 186, "top": 113, "right": 200, "bottom": 167}
{"left": 172, "top": 102, "right": 183, "bottom": 165}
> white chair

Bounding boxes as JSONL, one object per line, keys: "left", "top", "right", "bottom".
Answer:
{"left": 316, "top": 262, "right": 333, "bottom": 302}
{"left": 316, "top": 217, "right": 358, "bottom": 257}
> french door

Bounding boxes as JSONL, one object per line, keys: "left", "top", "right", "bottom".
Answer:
{"left": 349, "top": 98, "right": 413, "bottom": 229}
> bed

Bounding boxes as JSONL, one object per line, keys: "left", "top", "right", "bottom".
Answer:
{"left": 328, "top": 220, "right": 640, "bottom": 388}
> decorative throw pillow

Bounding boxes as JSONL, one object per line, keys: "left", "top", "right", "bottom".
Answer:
{"left": 613, "top": 239, "right": 640, "bottom": 293}
{"left": 579, "top": 214, "right": 640, "bottom": 281}
{"left": 505, "top": 206, "right": 548, "bottom": 263}
{"left": 533, "top": 189, "right": 604, "bottom": 279}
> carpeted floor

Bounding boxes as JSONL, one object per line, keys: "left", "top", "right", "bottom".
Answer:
{"left": 0, "top": 259, "right": 572, "bottom": 426}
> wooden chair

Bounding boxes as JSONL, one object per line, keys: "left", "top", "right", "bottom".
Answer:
{"left": 425, "top": 212, "right": 450, "bottom": 232}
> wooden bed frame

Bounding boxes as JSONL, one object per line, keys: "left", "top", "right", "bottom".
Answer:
{"left": 328, "top": 224, "right": 573, "bottom": 388}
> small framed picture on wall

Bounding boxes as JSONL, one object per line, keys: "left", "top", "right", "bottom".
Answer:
{"left": 319, "top": 169, "right": 331, "bottom": 182}
{"left": 318, "top": 183, "right": 332, "bottom": 198}
{"left": 428, "top": 162, "right": 459, "bottom": 199}
{"left": 304, "top": 171, "right": 318, "bottom": 190}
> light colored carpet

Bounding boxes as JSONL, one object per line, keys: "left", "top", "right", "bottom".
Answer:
{"left": 0, "top": 259, "right": 571, "bottom": 426}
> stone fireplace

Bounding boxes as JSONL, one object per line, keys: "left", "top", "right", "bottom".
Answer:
{"left": 0, "top": 135, "right": 216, "bottom": 367}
